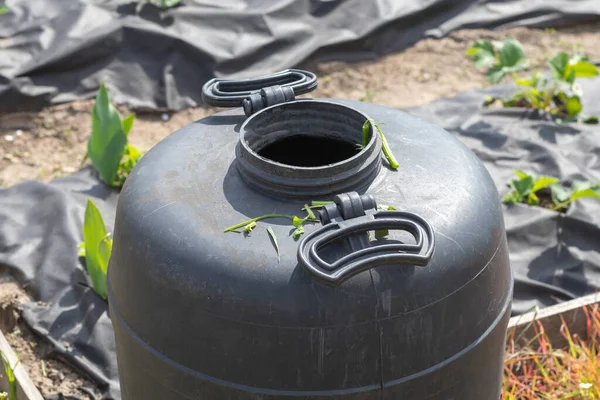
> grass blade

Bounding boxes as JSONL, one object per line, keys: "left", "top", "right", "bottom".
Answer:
{"left": 266, "top": 226, "right": 280, "bottom": 262}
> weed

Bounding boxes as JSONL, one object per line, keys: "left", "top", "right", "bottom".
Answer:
{"left": 225, "top": 201, "right": 398, "bottom": 260}
{"left": 359, "top": 90, "right": 375, "bottom": 102}
{"left": 467, "top": 37, "right": 599, "bottom": 123}
{"left": 503, "top": 304, "right": 600, "bottom": 399}
{"left": 78, "top": 199, "right": 112, "bottom": 300}
{"left": 357, "top": 120, "right": 399, "bottom": 170}
{"left": 503, "top": 170, "right": 600, "bottom": 212}
{"left": 146, "top": 0, "right": 182, "bottom": 9}
{"left": 85, "top": 83, "right": 142, "bottom": 188}
{"left": 1, "top": 351, "right": 18, "bottom": 400}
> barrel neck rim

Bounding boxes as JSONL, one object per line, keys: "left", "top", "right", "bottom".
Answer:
{"left": 236, "top": 99, "right": 382, "bottom": 198}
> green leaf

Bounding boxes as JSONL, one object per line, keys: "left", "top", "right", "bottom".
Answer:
{"left": 466, "top": 40, "right": 497, "bottom": 69}
{"left": 486, "top": 65, "right": 506, "bottom": 84}
{"left": 514, "top": 170, "right": 529, "bottom": 179}
{"left": 304, "top": 204, "right": 316, "bottom": 220}
{"left": 510, "top": 175, "right": 534, "bottom": 197}
{"left": 243, "top": 221, "right": 257, "bottom": 233}
{"left": 361, "top": 120, "right": 370, "bottom": 148}
{"left": 82, "top": 200, "right": 110, "bottom": 299}
{"left": 89, "top": 83, "right": 128, "bottom": 185}
{"left": 292, "top": 216, "right": 305, "bottom": 229}
{"left": 503, "top": 191, "right": 522, "bottom": 204}
{"left": 583, "top": 115, "right": 599, "bottom": 124}
{"left": 0, "top": 4, "right": 9, "bottom": 14}
{"left": 565, "top": 96, "right": 583, "bottom": 117}
{"left": 499, "top": 38, "right": 525, "bottom": 67}
{"left": 550, "top": 183, "right": 571, "bottom": 203}
{"left": 569, "top": 188, "right": 600, "bottom": 202}
{"left": 527, "top": 191, "right": 540, "bottom": 205}
{"left": 122, "top": 114, "right": 136, "bottom": 136}
{"left": 311, "top": 201, "right": 333, "bottom": 207}
{"left": 292, "top": 227, "right": 305, "bottom": 240}
{"left": 532, "top": 176, "right": 560, "bottom": 193}
{"left": 549, "top": 53, "right": 570, "bottom": 80}
{"left": 374, "top": 229, "right": 389, "bottom": 240}
{"left": 569, "top": 61, "right": 599, "bottom": 78}
{"left": 266, "top": 226, "right": 280, "bottom": 262}
{"left": 78, "top": 242, "right": 86, "bottom": 257}
{"left": 371, "top": 120, "right": 399, "bottom": 170}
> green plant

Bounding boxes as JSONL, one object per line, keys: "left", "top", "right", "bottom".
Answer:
{"left": 85, "top": 83, "right": 142, "bottom": 188}
{"left": 503, "top": 170, "right": 600, "bottom": 212}
{"left": 1, "top": 351, "right": 18, "bottom": 400}
{"left": 466, "top": 38, "right": 529, "bottom": 84}
{"left": 0, "top": 5, "right": 9, "bottom": 15}
{"left": 146, "top": 0, "right": 182, "bottom": 9}
{"left": 467, "top": 38, "right": 599, "bottom": 123}
{"left": 78, "top": 199, "right": 112, "bottom": 300}
{"left": 225, "top": 201, "right": 397, "bottom": 259}
{"left": 359, "top": 120, "right": 399, "bottom": 170}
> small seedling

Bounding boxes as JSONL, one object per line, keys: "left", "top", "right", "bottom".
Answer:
{"left": 1, "top": 351, "right": 18, "bottom": 400}
{"left": 359, "top": 90, "right": 375, "bottom": 102}
{"left": 84, "top": 83, "right": 142, "bottom": 188}
{"left": 146, "top": 0, "right": 182, "bottom": 9}
{"left": 358, "top": 120, "right": 399, "bottom": 170}
{"left": 78, "top": 199, "right": 112, "bottom": 300}
{"left": 467, "top": 37, "right": 599, "bottom": 123}
{"left": 503, "top": 170, "right": 600, "bottom": 212}
{"left": 465, "top": 37, "right": 528, "bottom": 84}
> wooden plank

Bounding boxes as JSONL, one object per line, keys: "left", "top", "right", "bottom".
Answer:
{"left": 0, "top": 327, "right": 44, "bottom": 400}
{"left": 507, "top": 293, "right": 600, "bottom": 349}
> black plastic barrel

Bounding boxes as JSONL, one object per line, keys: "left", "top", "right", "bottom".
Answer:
{"left": 108, "top": 70, "right": 512, "bottom": 399}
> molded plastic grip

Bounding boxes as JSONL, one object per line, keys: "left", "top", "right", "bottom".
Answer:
{"left": 201, "top": 69, "right": 317, "bottom": 115}
{"left": 297, "top": 210, "right": 435, "bottom": 286}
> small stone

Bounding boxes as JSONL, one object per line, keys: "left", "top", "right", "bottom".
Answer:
{"left": 62, "top": 166, "right": 76, "bottom": 173}
{"left": 161, "top": 113, "right": 169, "bottom": 121}
{"left": 15, "top": 129, "right": 23, "bottom": 136}
{"left": 4, "top": 135, "right": 14, "bottom": 142}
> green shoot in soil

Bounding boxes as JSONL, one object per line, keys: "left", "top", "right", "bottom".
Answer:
{"left": 503, "top": 170, "right": 600, "bottom": 212}
{"left": 85, "top": 83, "right": 142, "bottom": 188}
{"left": 1, "top": 351, "right": 18, "bottom": 400}
{"left": 146, "top": 0, "right": 182, "bottom": 9}
{"left": 360, "top": 120, "right": 399, "bottom": 170}
{"left": 79, "top": 199, "right": 112, "bottom": 300}
{"left": 467, "top": 37, "right": 599, "bottom": 123}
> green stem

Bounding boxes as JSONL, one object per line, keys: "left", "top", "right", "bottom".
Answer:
{"left": 224, "top": 214, "right": 295, "bottom": 232}
{"left": 551, "top": 200, "right": 571, "bottom": 211}
{"left": 375, "top": 123, "right": 399, "bottom": 170}
{"left": 310, "top": 201, "right": 333, "bottom": 207}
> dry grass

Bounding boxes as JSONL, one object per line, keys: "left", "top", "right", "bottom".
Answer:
{"left": 503, "top": 305, "right": 600, "bottom": 399}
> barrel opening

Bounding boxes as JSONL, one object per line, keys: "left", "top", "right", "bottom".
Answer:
{"left": 242, "top": 100, "right": 373, "bottom": 168}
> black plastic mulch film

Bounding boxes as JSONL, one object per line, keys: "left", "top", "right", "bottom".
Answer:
{"left": 1, "top": 1, "right": 600, "bottom": 398}
{"left": 1, "top": 0, "right": 600, "bottom": 112}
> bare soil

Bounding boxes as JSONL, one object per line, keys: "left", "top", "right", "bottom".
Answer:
{"left": 1, "top": 23, "right": 600, "bottom": 187}
{"left": 0, "top": 276, "right": 102, "bottom": 398}
{"left": 0, "top": 22, "right": 599, "bottom": 398}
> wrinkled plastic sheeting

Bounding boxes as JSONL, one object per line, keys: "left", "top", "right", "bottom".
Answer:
{"left": 406, "top": 74, "right": 600, "bottom": 316}
{"left": 2, "top": 78, "right": 600, "bottom": 397}
{"left": 1, "top": 0, "right": 600, "bottom": 112}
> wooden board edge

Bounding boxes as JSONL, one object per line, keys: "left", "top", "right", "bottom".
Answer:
{"left": 0, "top": 328, "right": 44, "bottom": 400}
{"left": 507, "top": 292, "right": 600, "bottom": 347}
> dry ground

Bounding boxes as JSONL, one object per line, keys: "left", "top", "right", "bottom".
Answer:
{"left": 1, "top": 23, "right": 600, "bottom": 187}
